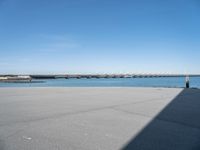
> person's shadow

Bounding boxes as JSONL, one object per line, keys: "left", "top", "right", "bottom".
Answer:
{"left": 122, "top": 88, "right": 200, "bottom": 150}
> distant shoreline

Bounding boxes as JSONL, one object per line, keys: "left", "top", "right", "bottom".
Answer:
{"left": 1, "top": 74, "right": 200, "bottom": 80}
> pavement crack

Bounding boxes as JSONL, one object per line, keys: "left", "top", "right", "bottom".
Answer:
{"left": 0, "top": 96, "right": 175, "bottom": 127}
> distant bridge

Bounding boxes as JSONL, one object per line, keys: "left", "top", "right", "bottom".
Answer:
{"left": 29, "top": 74, "right": 200, "bottom": 79}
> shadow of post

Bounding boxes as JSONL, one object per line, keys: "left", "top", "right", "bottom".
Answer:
{"left": 122, "top": 88, "right": 200, "bottom": 150}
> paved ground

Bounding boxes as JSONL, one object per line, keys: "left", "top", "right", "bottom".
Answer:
{"left": 0, "top": 87, "right": 200, "bottom": 150}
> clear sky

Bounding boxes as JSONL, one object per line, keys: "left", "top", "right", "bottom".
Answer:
{"left": 0, "top": 0, "right": 200, "bottom": 74}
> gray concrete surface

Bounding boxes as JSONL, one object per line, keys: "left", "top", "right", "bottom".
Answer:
{"left": 0, "top": 87, "right": 200, "bottom": 150}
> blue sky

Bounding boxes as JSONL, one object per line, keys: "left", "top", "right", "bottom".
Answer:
{"left": 0, "top": 0, "right": 200, "bottom": 74}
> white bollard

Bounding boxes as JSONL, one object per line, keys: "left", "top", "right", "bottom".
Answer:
{"left": 185, "top": 76, "right": 190, "bottom": 88}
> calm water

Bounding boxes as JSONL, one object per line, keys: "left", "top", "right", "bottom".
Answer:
{"left": 0, "top": 77, "right": 200, "bottom": 88}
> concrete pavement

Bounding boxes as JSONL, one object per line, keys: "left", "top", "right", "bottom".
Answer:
{"left": 0, "top": 87, "right": 200, "bottom": 150}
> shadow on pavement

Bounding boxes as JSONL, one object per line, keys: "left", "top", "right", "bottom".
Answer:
{"left": 122, "top": 88, "right": 200, "bottom": 150}
{"left": 0, "top": 139, "right": 5, "bottom": 150}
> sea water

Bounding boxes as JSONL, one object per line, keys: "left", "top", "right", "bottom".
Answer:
{"left": 0, "top": 77, "right": 200, "bottom": 88}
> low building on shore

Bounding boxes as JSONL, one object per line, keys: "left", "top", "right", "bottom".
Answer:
{"left": 0, "top": 75, "right": 32, "bottom": 82}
